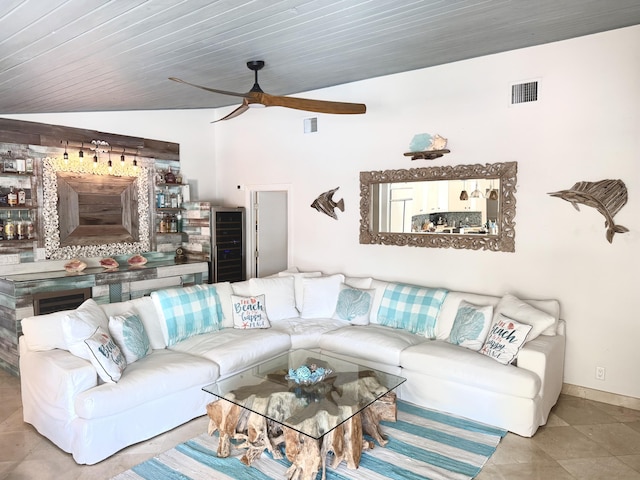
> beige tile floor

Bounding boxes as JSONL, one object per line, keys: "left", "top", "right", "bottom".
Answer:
{"left": 2, "top": 367, "right": 640, "bottom": 480}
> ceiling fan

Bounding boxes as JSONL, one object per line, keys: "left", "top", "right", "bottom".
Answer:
{"left": 169, "top": 60, "right": 366, "bottom": 122}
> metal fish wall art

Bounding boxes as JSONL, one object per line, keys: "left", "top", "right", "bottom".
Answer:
{"left": 548, "top": 179, "right": 629, "bottom": 243}
{"left": 311, "top": 186, "right": 345, "bottom": 220}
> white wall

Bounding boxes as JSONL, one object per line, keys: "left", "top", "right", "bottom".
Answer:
{"left": 213, "top": 26, "right": 640, "bottom": 399}
{"left": 6, "top": 26, "right": 639, "bottom": 399}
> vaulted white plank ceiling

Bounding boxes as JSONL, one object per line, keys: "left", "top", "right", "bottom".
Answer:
{"left": 1, "top": 0, "right": 639, "bottom": 114}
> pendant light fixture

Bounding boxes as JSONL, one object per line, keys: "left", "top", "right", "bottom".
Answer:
{"left": 470, "top": 181, "right": 483, "bottom": 198}
{"left": 489, "top": 180, "right": 499, "bottom": 200}
{"left": 459, "top": 181, "right": 469, "bottom": 201}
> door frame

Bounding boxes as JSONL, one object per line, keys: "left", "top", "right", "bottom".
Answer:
{"left": 244, "top": 184, "right": 293, "bottom": 278}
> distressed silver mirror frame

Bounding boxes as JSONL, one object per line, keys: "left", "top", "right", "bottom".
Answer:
{"left": 359, "top": 162, "right": 517, "bottom": 252}
{"left": 43, "top": 157, "right": 151, "bottom": 260}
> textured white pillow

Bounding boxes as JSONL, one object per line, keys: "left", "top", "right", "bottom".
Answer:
{"left": 249, "top": 276, "right": 298, "bottom": 320}
{"left": 278, "top": 271, "right": 323, "bottom": 310}
{"left": 494, "top": 294, "right": 555, "bottom": 342}
{"left": 480, "top": 314, "right": 532, "bottom": 365}
{"left": 231, "top": 294, "right": 271, "bottom": 329}
{"left": 448, "top": 301, "right": 493, "bottom": 351}
{"left": 62, "top": 299, "right": 110, "bottom": 360}
{"left": 332, "top": 285, "right": 375, "bottom": 325}
{"left": 84, "top": 327, "right": 127, "bottom": 383}
{"left": 300, "top": 274, "right": 345, "bottom": 319}
{"left": 108, "top": 312, "right": 152, "bottom": 364}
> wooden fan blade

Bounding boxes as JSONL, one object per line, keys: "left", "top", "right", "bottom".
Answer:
{"left": 212, "top": 102, "right": 250, "bottom": 122}
{"left": 169, "top": 77, "right": 248, "bottom": 98}
{"left": 250, "top": 92, "right": 366, "bottom": 114}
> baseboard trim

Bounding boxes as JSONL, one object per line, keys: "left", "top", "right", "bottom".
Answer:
{"left": 562, "top": 383, "right": 640, "bottom": 411}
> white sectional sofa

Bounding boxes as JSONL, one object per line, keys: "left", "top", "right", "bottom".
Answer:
{"left": 19, "top": 270, "right": 565, "bottom": 464}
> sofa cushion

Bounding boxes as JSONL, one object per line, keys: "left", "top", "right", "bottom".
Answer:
{"left": 108, "top": 312, "right": 152, "bottom": 364}
{"left": 101, "top": 296, "right": 166, "bottom": 350}
{"left": 300, "top": 274, "right": 344, "bottom": 319}
{"left": 21, "top": 309, "right": 72, "bottom": 351}
{"left": 447, "top": 301, "right": 493, "bottom": 351}
{"left": 231, "top": 294, "right": 271, "bottom": 329}
{"left": 278, "top": 270, "right": 323, "bottom": 310}
{"left": 249, "top": 276, "right": 298, "bottom": 320}
{"left": 435, "top": 292, "right": 501, "bottom": 340}
{"left": 332, "top": 286, "right": 375, "bottom": 325}
{"left": 62, "top": 299, "right": 110, "bottom": 360}
{"left": 494, "top": 294, "right": 556, "bottom": 341}
{"left": 270, "top": 317, "right": 348, "bottom": 349}
{"left": 480, "top": 314, "right": 533, "bottom": 365}
{"left": 376, "top": 283, "right": 448, "bottom": 337}
{"left": 84, "top": 327, "right": 127, "bottom": 383}
{"left": 74, "top": 349, "right": 219, "bottom": 419}
{"left": 169, "top": 328, "right": 291, "bottom": 377}
{"left": 400, "top": 340, "right": 541, "bottom": 399}
{"left": 318, "top": 324, "right": 426, "bottom": 366}
{"left": 151, "top": 285, "right": 223, "bottom": 347}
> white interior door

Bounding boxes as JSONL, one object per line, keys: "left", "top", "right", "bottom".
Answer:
{"left": 253, "top": 190, "right": 288, "bottom": 277}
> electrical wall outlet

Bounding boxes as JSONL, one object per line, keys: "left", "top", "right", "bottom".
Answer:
{"left": 596, "top": 366, "right": 606, "bottom": 381}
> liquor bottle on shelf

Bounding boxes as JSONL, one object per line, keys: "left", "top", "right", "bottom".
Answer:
{"left": 164, "top": 168, "right": 176, "bottom": 184}
{"left": 18, "top": 187, "right": 26, "bottom": 206}
{"left": 4, "top": 212, "right": 15, "bottom": 240}
{"left": 7, "top": 186, "right": 17, "bottom": 207}
{"left": 26, "top": 211, "right": 35, "bottom": 239}
{"left": 0, "top": 216, "right": 4, "bottom": 240}
{"left": 16, "top": 211, "right": 25, "bottom": 240}
{"left": 156, "top": 189, "right": 165, "bottom": 208}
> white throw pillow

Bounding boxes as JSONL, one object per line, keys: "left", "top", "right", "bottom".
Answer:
{"left": 300, "top": 274, "right": 345, "bottom": 319}
{"left": 108, "top": 312, "right": 152, "bottom": 364}
{"left": 62, "top": 299, "right": 110, "bottom": 360}
{"left": 278, "top": 271, "right": 323, "bottom": 310}
{"left": 332, "top": 285, "right": 375, "bottom": 325}
{"left": 249, "top": 276, "right": 298, "bottom": 320}
{"left": 231, "top": 294, "right": 271, "bottom": 329}
{"left": 84, "top": 327, "right": 127, "bottom": 383}
{"left": 480, "top": 314, "right": 533, "bottom": 365}
{"left": 494, "top": 294, "right": 555, "bottom": 342}
{"left": 448, "top": 301, "right": 493, "bottom": 351}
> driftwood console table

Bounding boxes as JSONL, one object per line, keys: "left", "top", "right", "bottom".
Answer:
{"left": 203, "top": 350, "right": 405, "bottom": 480}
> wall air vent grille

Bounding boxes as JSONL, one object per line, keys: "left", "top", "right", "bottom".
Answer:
{"left": 511, "top": 81, "right": 538, "bottom": 104}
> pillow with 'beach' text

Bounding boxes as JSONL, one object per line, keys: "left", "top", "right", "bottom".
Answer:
{"left": 231, "top": 294, "right": 271, "bottom": 329}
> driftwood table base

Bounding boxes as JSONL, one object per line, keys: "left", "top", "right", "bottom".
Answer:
{"left": 206, "top": 391, "right": 397, "bottom": 480}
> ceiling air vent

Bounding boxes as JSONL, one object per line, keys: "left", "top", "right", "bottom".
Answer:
{"left": 511, "top": 80, "right": 538, "bottom": 105}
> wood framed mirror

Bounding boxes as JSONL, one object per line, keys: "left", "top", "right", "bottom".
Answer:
{"left": 359, "top": 162, "right": 517, "bottom": 252}
{"left": 43, "top": 157, "right": 151, "bottom": 259}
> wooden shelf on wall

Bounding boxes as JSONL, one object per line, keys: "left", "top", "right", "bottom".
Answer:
{"left": 404, "top": 149, "right": 450, "bottom": 161}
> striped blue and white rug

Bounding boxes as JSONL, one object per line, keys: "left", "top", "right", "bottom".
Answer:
{"left": 113, "top": 401, "right": 506, "bottom": 480}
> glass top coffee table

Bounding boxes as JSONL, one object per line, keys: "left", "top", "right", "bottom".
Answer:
{"left": 202, "top": 349, "right": 406, "bottom": 479}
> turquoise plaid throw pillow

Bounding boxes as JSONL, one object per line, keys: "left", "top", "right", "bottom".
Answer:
{"left": 151, "top": 285, "right": 223, "bottom": 346}
{"left": 377, "top": 283, "right": 448, "bottom": 337}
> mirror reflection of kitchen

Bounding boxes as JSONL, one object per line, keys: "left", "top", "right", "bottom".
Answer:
{"left": 376, "top": 179, "right": 500, "bottom": 235}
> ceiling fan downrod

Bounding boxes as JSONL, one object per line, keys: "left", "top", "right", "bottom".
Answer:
{"left": 247, "top": 60, "right": 265, "bottom": 93}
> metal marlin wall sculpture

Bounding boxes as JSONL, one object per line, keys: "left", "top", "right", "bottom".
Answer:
{"left": 311, "top": 186, "right": 345, "bottom": 220}
{"left": 548, "top": 179, "right": 628, "bottom": 243}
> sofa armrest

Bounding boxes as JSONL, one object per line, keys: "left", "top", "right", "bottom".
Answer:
{"left": 20, "top": 337, "right": 98, "bottom": 424}
{"left": 516, "top": 322, "right": 566, "bottom": 411}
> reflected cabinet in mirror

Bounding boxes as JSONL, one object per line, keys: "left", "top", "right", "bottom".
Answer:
{"left": 360, "top": 162, "right": 517, "bottom": 252}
